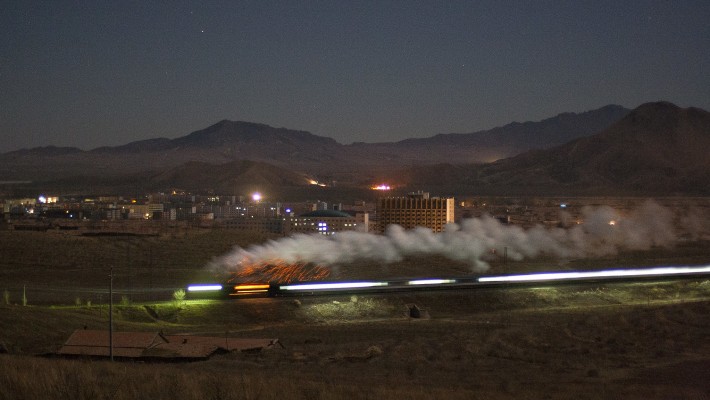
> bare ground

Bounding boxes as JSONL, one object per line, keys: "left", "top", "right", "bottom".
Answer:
{"left": 1, "top": 223, "right": 709, "bottom": 399}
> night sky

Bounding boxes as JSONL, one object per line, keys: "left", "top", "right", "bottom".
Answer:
{"left": 1, "top": 1, "right": 708, "bottom": 153}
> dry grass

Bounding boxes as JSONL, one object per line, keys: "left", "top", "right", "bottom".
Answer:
{"left": 0, "top": 354, "right": 494, "bottom": 400}
{"left": 0, "top": 281, "right": 709, "bottom": 399}
{"left": 1, "top": 220, "right": 710, "bottom": 399}
{"left": 0, "top": 229, "right": 275, "bottom": 304}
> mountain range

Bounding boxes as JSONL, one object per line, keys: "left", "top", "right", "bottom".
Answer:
{"left": 387, "top": 102, "right": 710, "bottom": 196}
{"left": 2, "top": 102, "right": 709, "bottom": 198}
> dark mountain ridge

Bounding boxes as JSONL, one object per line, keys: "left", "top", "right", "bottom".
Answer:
{"left": 393, "top": 102, "right": 710, "bottom": 195}
{"left": 393, "top": 104, "right": 628, "bottom": 148}
{"left": 1, "top": 104, "right": 629, "bottom": 168}
{"left": 346, "top": 105, "right": 629, "bottom": 165}
{"left": 5, "top": 102, "right": 708, "bottom": 197}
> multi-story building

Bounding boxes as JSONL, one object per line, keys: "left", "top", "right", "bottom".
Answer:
{"left": 377, "top": 191, "right": 455, "bottom": 233}
{"left": 287, "top": 210, "right": 359, "bottom": 236}
{"left": 126, "top": 203, "right": 165, "bottom": 219}
{"left": 223, "top": 217, "right": 285, "bottom": 234}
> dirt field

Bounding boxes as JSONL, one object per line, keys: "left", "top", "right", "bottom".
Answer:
{"left": 1, "top": 279, "right": 709, "bottom": 399}
{"left": 1, "top": 220, "right": 709, "bottom": 399}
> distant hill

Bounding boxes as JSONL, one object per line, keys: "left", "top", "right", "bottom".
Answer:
{"left": 0, "top": 104, "right": 629, "bottom": 178}
{"left": 150, "top": 160, "right": 315, "bottom": 195}
{"left": 4, "top": 146, "right": 84, "bottom": 157}
{"left": 392, "top": 102, "right": 710, "bottom": 195}
{"left": 24, "top": 102, "right": 710, "bottom": 198}
{"left": 93, "top": 120, "right": 349, "bottom": 168}
{"left": 346, "top": 104, "right": 629, "bottom": 165}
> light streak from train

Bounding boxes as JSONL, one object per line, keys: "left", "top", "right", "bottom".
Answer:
{"left": 280, "top": 281, "right": 389, "bottom": 291}
{"left": 234, "top": 284, "right": 271, "bottom": 291}
{"left": 188, "top": 264, "right": 710, "bottom": 298}
{"left": 407, "top": 279, "right": 456, "bottom": 285}
{"left": 230, "top": 283, "right": 271, "bottom": 295}
{"left": 187, "top": 284, "right": 223, "bottom": 292}
{"left": 477, "top": 265, "right": 710, "bottom": 284}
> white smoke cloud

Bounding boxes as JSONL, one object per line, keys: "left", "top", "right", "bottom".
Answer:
{"left": 209, "top": 200, "right": 704, "bottom": 274}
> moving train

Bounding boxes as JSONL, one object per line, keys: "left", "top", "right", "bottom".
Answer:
{"left": 186, "top": 265, "right": 710, "bottom": 299}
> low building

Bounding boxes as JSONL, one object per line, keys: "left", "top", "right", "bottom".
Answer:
{"left": 56, "top": 329, "right": 280, "bottom": 361}
{"left": 223, "top": 217, "right": 285, "bottom": 234}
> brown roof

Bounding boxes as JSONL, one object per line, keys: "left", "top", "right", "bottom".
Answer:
{"left": 56, "top": 346, "right": 144, "bottom": 358}
{"left": 165, "top": 335, "right": 279, "bottom": 352}
{"left": 57, "top": 330, "right": 278, "bottom": 360}
{"left": 146, "top": 343, "right": 221, "bottom": 359}
{"left": 63, "top": 330, "right": 166, "bottom": 349}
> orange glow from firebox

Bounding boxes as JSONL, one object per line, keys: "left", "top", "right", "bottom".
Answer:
{"left": 227, "top": 260, "right": 331, "bottom": 284}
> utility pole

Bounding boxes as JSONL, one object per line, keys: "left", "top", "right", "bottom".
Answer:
{"left": 148, "top": 246, "right": 153, "bottom": 302}
{"left": 109, "top": 266, "right": 114, "bottom": 362}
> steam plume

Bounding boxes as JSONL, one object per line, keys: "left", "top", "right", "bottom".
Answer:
{"left": 209, "top": 200, "right": 708, "bottom": 274}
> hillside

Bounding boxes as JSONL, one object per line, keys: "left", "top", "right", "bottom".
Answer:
{"left": 5, "top": 102, "right": 710, "bottom": 197}
{"left": 392, "top": 102, "right": 710, "bottom": 195}
{"left": 348, "top": 104, "right": 629, "bottom": 165}
{"left": 150, "top": 160, "right": 315, "bottom": 196}
{"left": 0, "top": 105, "right": 628, "bottom": 185}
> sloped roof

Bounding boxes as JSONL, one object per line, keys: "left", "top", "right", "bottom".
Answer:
{"left": 58, "top": 330, "right": 167, "bottom": 358}
{"left": 165, "top": 335, "right": 279, "bottom": 352}
{"left": 62, "top": 330, "right": 166, "bottom": 349}
{"left": 57, "top": 330, "right": 278, "bottom": 360}
{"left": 143, "top": 343, "right": 220, "bottom": 359}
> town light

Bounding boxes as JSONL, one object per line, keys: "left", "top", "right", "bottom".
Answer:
{"left": 371, "top": 184, "right": 391, "bottom": 191}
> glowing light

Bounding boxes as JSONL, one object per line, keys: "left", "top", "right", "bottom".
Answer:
{"left": 609, "top": 220, "right": 616, "bottom": 226}
{"left": 477, "top": 265, "right": 710, "bottom": 283}
{"left": 230, "top": 290, "right": 267, "bottom": 295}
{"left": 187, "top": 284, "right": 223, "bottom": 292}
{"left": 234, "top": 284, "right": 270, "bottom": 291}
{"left": 371, "top": 184, "right": 391, "bottom": 191}
{"left": 38, "top": 195, "right": 47, "bottom": 204}
{"left": 230, "top": 283, "right": 270, "bottom": 296}
{"left": 407, "top": 279, "right": 456, "bottom": 285}
{"left": 280, "top": 281, "right": 388, "bottom": 291}
{"left": 252, "top": 192, "right": 262, "bottom": 202}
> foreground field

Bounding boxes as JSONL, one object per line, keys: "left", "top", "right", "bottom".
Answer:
{"left": 2, "top": 227, "right": 710, "bottom": 306}
{"left": 1, "top": 223, "right": 710, "bottom": 399}
{"left": 1, "top": 279, "right": 709, "bottom": 399}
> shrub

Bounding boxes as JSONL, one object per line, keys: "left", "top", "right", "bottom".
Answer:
{"left": 172, "top": 289, "right": 186, "bottom": 308}
{"left": 172, "top": 288, "right": 186, "bottom": 302}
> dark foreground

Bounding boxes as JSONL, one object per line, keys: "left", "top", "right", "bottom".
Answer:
{"left": 1, "top": 279, "right": 709, "bottom": 400}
